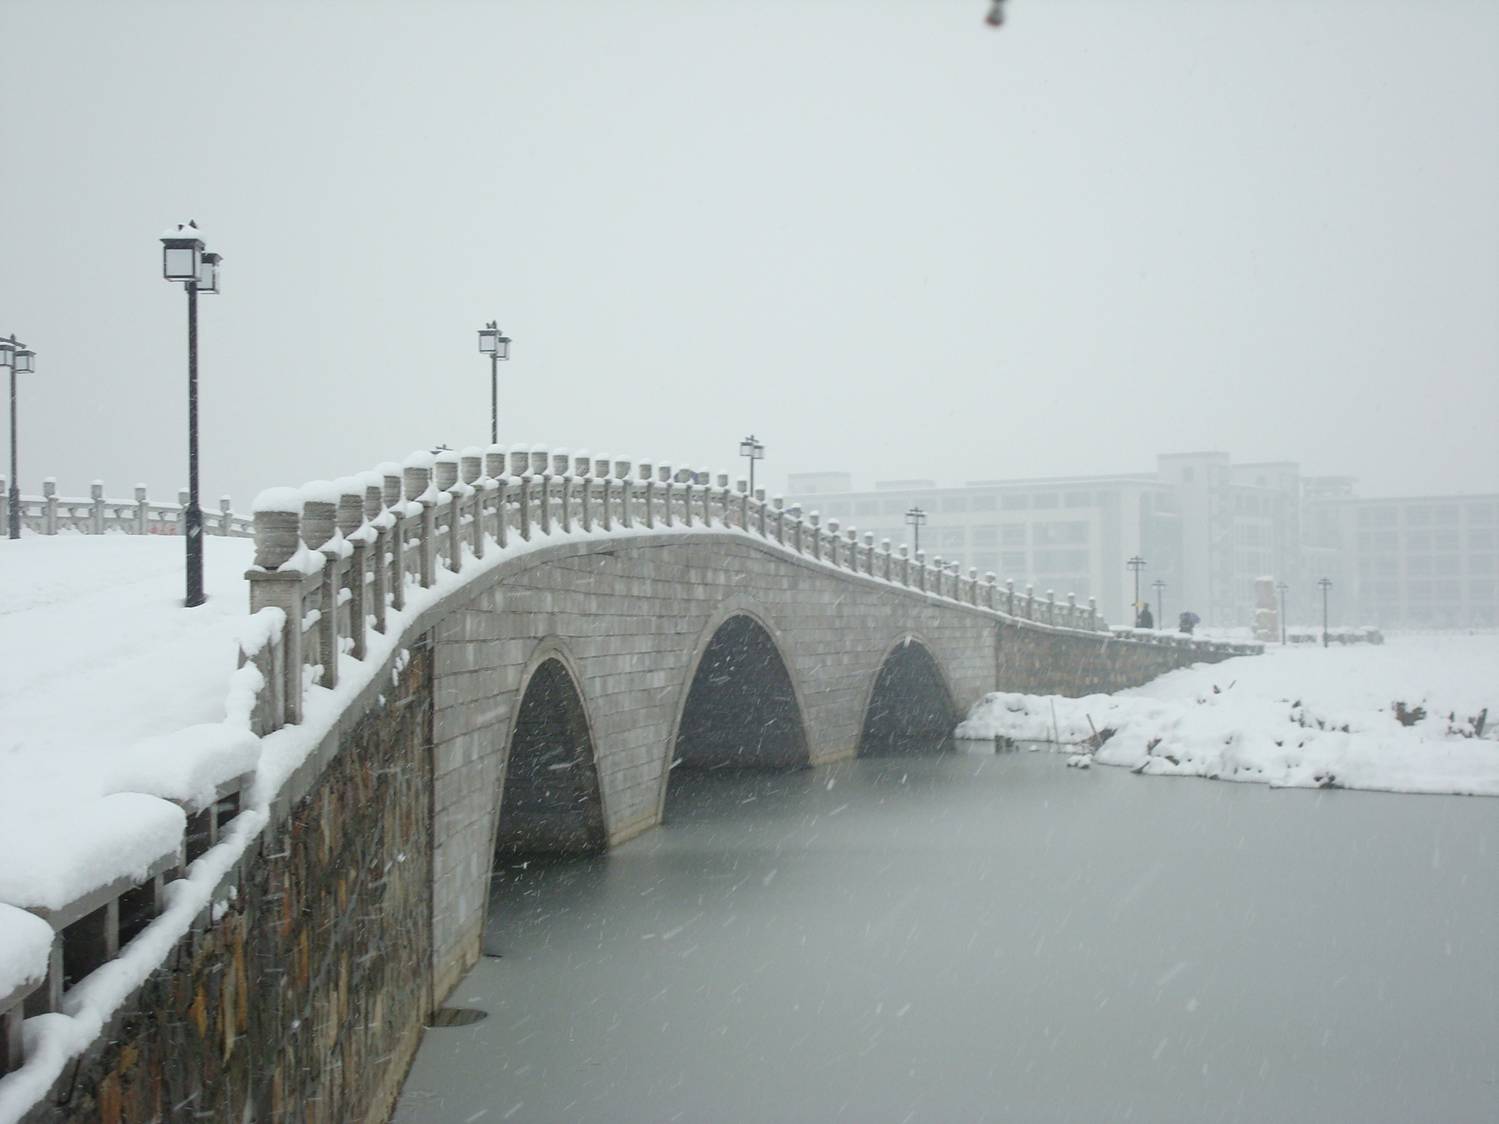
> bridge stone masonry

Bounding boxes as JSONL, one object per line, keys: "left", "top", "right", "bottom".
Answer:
{"left": 5, "top": 443, "right": 1258, "bottom": 1123}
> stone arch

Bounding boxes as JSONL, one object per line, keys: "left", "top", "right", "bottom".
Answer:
{"left": 858, "top": 633, "right": 959, "bottom": 756}
{"left": 491, "top": 641, "right": 607, "bottom": 857}
{"left": 655, "top": 601, "right": 811, "bottom": 816}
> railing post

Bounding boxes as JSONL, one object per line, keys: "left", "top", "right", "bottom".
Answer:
{"left": 643, "top": 468, "right": 656, "bottom": 529}
{"left": 970, "top": 568, "right": 980, "bottom": 606}
{"left": 880, "top": 538, "right": 892, "bottom": 581}
{"left": 218, "top": 496, "right": 233, "bottom": 535}
{"left": 90, "top": 481, "right": 105, "bottom": 534}
{"left": 736, "top": 478, "right": 749, "bottom": 529}
{"left": 931, "top": 555, "right": 942, "bottom": 596}
{"left": 899, "top": 544, "right": 910, "bottom": 585}
{"left": 249, "top": 494, "right": 306, "bottom": 727}
{"left": 552, "top": 450, "right": 572, "bottom": 533}
{"left": 984, "top": 572, "right": 997, "bottom": 609}
{"left": 364, "top": 475, "right": 388, "bottom": 635}
{"left": 574, "top": 453, "right": 592, "bottom": 532}
{"left": 381, "top": 466, "right": 406, "bottom": 612}
{"left": 434, "top": 452, "right": 462, "bottom": 572}
{"left": 462, "top": 448, "right": 485, "bottom": 560}
{"left": 336, "top": 482, "right": 367, "bottom": 661}
{"left": 773, "top": 496, "right": 784, "bottom": 544}
{"left": 301, "top": 488, "right": 340, "bottom": 688}
{"left": 682, "top": 474, "right": 695, "bottom": 528}
{"left": 823, "top": 517, "right": 836, "bottom": 564}
{"left": 403, "top": 457, "right": 437, "bottom": 589}
{"left": 1045, "top": 588, "right": 1056, "bottom": 625}
{"left": 659, "top": 464, "right": 674, "bottom": 528}
{"left": 612, "top": 460, "right": 631, "bottom": 529}
{"left": 916, "top": 550, "right": 927, "bottom": 591}
{"left": 716, "top": 472, "right": 730, "bottom": 527}
{"left": 133, "top": 484, "right": 149, "bottom": 534}
{"left": 43, "top": 479, "right": 57, "bottom": 534}
{"left": 1089, "top": 597, "right": 1098, "bottom": 630}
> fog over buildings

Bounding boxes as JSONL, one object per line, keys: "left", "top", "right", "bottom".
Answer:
{"left": 1, "top": 1, "right": 1495, "bottom": 532}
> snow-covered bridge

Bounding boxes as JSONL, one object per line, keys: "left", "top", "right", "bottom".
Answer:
{"left": 1, "top": 445, "right": 1256, "bottom": 1122}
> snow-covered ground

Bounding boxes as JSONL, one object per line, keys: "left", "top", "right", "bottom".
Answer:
{"left": 957, "top": 634, "right": 1499, "bottom": 795}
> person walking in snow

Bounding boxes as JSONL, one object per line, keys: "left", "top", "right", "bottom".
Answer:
{"left": 1178, "top": 610, "right": 1200, "bottom": 635}
{"left": 1136, "top": 603, "right": 1154, "bottom": 629}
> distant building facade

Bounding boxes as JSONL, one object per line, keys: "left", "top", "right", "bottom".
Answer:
{"left": 785, "top": 454, "right": 1498, "bottom": 629}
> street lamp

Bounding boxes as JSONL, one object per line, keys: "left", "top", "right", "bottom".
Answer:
{"left": 160, "top": 220, "right": 221, "bottom": 608}
{"left": 905, "top": 506, "right": 927, "bottom": 555}
{"left": 1126, "top": 555, "right": 1147, "bottom": 625}
{"left": 477, "top": 320, "right": 511, "bottom": 444}
{"left": 738, "top": 435, "right": 765, "bottom": 496}
{"left": 3, "top": 335, "right": 37, "bottom": 541}
{"left": 1276, "top": 581, "right": 1289, "bottom": 645}
{"left": 1318, "top": 577, "right": 1333, "bottom": 647}
{"left": 1152, "top": 578, "right": 1165, "bottom": 626}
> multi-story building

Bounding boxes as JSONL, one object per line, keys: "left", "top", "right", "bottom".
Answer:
{"left": 786, "top": 454, "right": 1498, "bottom": 629}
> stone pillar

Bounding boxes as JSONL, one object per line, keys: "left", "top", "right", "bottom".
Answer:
{"left": 577, "top": 454, "right": 594, "bottom": 532}
{"left": 659, "top": 464, "right": 674, "bottom": 528}
{"left": 899, "top": 544, "right": 910, "bottom": 586}
{"left": 1006, "top": 579, "right": 1015, "bottom": 616}
{"left": 337, "top": 483, "right": 368, "bottom": 660}
{"left": 880, "top": 538, "right": 892, "bottom": 581}
{"left": 1026, "top": 584, "right": 1035, "bottom": 620}
{"left": 135, "top": 485, "right": 149, "bottom": 534}
{"left": 43, "top": 479, "right": 57, "bottom": 535}
{"left": 736, "top": 478, "right": 749, "bottom": 530}
{"left": 382, "top": 467, "right": 406, "bottom": 612}
{"left": 932, "top": 556, "right": 942, "bottom": 596}
{"left": 916, "top": 550, "right": 927, "bottom": 592}
{"left": 403, "top": 460, "right": 437, "bottom": 589}
{"left": 863, "top": 533, "right": 875, "bottom": 575}
{"left": 773, "top": 496, "right": 784, "bottom": 543}
{"left": 970, "top": 568, "right": 980, "bottom": 606}
{"left": 823, "top": 517, "right": 836, "bottom": 564}
{"left": 461, "top": 450, "right": 485, "bottom": 559}
{"left": 1089, "top": 597, "right": 1098, "bottom": 630}
{"left": 302, "top": 490, "right": 340, "bottom": 689}
{"left": 218, "top": 496, "right": 233, "bottom": 535}
{"left": 364, "top": 475, "right": 388, "bottom": 635}
{"left": 249, "top": 500, "right": 305, "bottom": 726}
{"left": 1046, "top": 589, "right": 1056, "bottom": 626}
{"left": 682, "top": 475, "right": 695, "bottom": 528}
{"left": 89, "top": 482, "right": 106, "bottom": 534}
{"left": 984, "top": 572, "right": 997, "bottom": 610}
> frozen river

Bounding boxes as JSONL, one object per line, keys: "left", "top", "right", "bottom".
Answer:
{"left": 395, "top": 747, "right": 1498, "bottom": 1123}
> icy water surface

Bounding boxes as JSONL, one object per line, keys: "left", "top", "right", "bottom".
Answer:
{"left": 394, "top": 748, "right": 1499, "bottom": 1123}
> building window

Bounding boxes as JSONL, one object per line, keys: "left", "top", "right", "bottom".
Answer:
{"left": 971, "top": 494, "right": 997, "bottom": 511}
{"left": 1064, "top": 491, "right": 1091, "bottom": 508}
{"left": 1432, "top": 506, "right": 1460, "bottom": 525}
{"left": 1032, "top": 493, "right": 1059, "bottom": 509}
{"left": 1001, "top": 494, "right": 1030, "bottom": 511}
{"left": 1466, "top": 502, "right": 1497, "bottom": 525}
{"left": 1001, "top": 525, "right": 1026, "bottom": 546}
{"left": 1407, "top": 506, "right": 1432, "bottom": 526}
{"left": 1034, "top": 521, "right": 1088, "bottom": 545}
{"left": 1469, "top": 529, "right": 1496, "bottom": 550}
{"left": 972, "top": 526, "right": 998, "bottom": 546}
{"left": 940, "top": 527, "right": 965, "bottom": 548}
{"left": 1001, "top": 551, "right": 1027, "bottom": 573}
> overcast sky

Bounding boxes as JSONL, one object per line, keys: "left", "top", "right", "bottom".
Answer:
{"left": 2, "top": 0, "right": 1495, "bottom": 508}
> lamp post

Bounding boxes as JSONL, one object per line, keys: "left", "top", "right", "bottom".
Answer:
{"left": 3, "top": 335, "right": 37, "bottom": 541}
{"left": 1318, "top": 577, "right": 1332, "bottom": 647}
{"left": 1152, "top": 578, "right": 1165, "bottom": 626}
{"left": 477, "top": 321, "right": 511, "bottom": 444}
{"left": 905, "top": 506, "right": 927, "bottom": 555}
{"left": 1276, "top": 581, "right": 1289, "bottom": 645}
{"left": 738, "top": 435, "right": 764, "bottom": 496}
{"left": 160, "top": 220, "right": 221, "bottom": 608}
{"left": 1126, "top": 555, "right": 1147, "bottom": 625}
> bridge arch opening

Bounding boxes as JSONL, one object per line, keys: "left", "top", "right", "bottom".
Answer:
{"left": 858, "top": 638, "right": 957, "bottom": 756}
{"left": 672, "top": 614, "right": 809, "bottom": 773}
{"left": 494, "top": 657, "right": 607, "bottom": 857}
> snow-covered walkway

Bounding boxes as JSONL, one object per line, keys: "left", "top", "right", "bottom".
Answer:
{"left": 957, "top": 634, "right": 1499, "bottom": 795}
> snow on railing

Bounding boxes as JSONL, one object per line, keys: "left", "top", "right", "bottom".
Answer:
{"left": 0, "top": 477, "right": 252, "bottom": 538}
{"left": 238, "top": 443, "right": 1263, "bottom": 738}
{"left": 1111, "top": 626, "right": 1263, "bottom": 657}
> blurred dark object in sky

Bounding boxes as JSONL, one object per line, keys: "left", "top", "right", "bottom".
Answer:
{"left": 986, "top": 0, "right": 1007, "bottom": 28}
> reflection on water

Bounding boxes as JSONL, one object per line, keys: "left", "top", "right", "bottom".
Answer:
{"left": 398, "top": 750, "right": 1499, "bottom": 1124}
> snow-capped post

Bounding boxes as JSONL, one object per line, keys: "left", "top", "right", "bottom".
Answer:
{"left": 460, "top": 449, "right": 485, "bottom": 559}
{"left": 42, "top": 479, "right": 57, "bottom": 534}
{"left": 249, "top": 488, "right": 307, "bottom": 726}
{"left": 642, "top": 461, "right": 657, "bottom": 529}
{"left": 434, "top": 451, "right": 463, "bottom": 573}
{"left": 1088, "top": 596, "right": 1097, "bottom": 629}
{"left": 984, "top": 572, "right": 997, "bottom": 609}
{"left": 682, "top": 470, "right": 695, "bottom": 528}
{"left": 880, "top": 538, "right": 892, "bottom": 581}
{"left": 1024, "top": 583, "right": 1035, "bottom": 620}
{"left": 808, "top": 511, "right": 822, "bottom": 560}
{"left": 916, "top": 550, "right": 927, "bottom": 591}
{"left": 1067, "top": 592, "right": 1077, "bottom": 627}
{"left": 301, "top": 484, "right": 340, "bottom": 688}
{"left": 218, "top": 496, "right": 234, "bottom": 534}
{"left": 970, "top": 568, "right": 980, "bottom": 606}
{"left": 715, "top": 471, "right": 729, "bottom": 526}
{"left": 825, "top": 517, "right": 837, "bottom": 564}
{"left": 484, "top": 445, "right": 507, "bottom": 482}
{"left": 1046, "top": 589, "right": 1056, "bottom": 625}
{"left": 862, "top": 532, "right": 874, "bottom": 574}
{"left": 133, "top": 484, "right": 149, "bottom": 534}
{"left": 403, "top": 454, "right": 437, "bottom": 589}
{"left": 614, "top": 459, "right": 633, "bottom": 528}
{"left": 88, "top": 481, "right": 105, "bottom": 534}
{"left": 847, "top": 528, "right": 860, "bottom": 571}
{"left": 177, "top": 489, "right": 189, "bottom": 534}
{"left": 899, "top": 543, "right": 910, "bottom": 585}
{"left": 773, "top": 496, "right": 785, "bottom": 543}
{"left": 380, "top": 465, "right": 406, "bottom": 611}
{"left": 1006, "top": 579, "right": 1015, "bottom": 616}
{"left": 660, "top": 464, "right": 676, "bottom": 528}
{"left": 362, "top": 474, "right": 389, "bottom": 635}
{"left": 932, "top": 556, "right": 943, "bottom": 595}
{"left": 336, "top": 480, "right": 368, "bottom": 660}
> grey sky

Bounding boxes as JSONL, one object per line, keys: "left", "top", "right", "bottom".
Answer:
{"left": 2, "top": 0, "right": 1495, "bottom": 509}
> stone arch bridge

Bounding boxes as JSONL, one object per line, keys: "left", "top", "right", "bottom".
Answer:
{"left": 17, "top": 445, "right": 1252, "bottom": 1122}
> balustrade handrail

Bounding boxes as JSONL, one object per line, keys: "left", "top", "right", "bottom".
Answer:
{"left": 0, "top": 476, "right": 252, "bottom": 538}
{"left": 240, "top": 443, "right": 1251, "bottom": 739}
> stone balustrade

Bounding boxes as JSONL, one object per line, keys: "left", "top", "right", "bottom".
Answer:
{"left": 0, "top": 477, "right": 252, "bottom": 538}
{"left": 240, "top": 442, "right": 1254, "bottom": 739}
